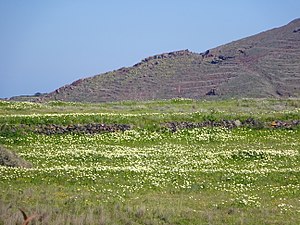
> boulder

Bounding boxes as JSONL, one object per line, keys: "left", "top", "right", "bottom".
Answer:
{"left": 0, "top": 145, "right": 32, "bottom": 168}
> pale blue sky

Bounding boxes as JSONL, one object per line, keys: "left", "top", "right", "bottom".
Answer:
{"left": 1, "top": 0, "right": 299, "bottom": 98}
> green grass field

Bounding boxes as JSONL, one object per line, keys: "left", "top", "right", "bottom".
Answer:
{"left": 0, "top": 99, "right": 299, "bottom": 224}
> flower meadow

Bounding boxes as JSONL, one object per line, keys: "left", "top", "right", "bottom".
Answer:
{"left": 0, "top": 100, "right": 300, "bottom": 224}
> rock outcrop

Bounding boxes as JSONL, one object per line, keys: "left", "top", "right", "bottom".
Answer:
{"left": 0, "top": 145, "right": 32, "bottom": 168}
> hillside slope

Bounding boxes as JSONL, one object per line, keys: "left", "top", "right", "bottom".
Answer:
{"left": 40, "top": 19, "right": 300, "bottom": 102}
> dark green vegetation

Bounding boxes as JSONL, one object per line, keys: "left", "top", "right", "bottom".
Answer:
{"left": 10, "top": 18, "right": 300, "bottom": 103}
{"left": 0, "top": 98, "right": 299, "bottom": 224}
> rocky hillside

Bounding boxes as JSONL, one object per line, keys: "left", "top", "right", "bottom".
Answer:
{"left": 29, "top": 19, "right": 300, "bottom": 102}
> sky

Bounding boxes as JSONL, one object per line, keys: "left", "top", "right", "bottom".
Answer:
{"left": 1, "top": 0, "right": 300, "bottom": 98}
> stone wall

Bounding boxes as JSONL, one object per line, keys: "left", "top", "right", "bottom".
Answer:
{"left": 34, "top": 123, "right": 131, "bottom": 135}
{"left": 165, "top": 119, "right": 300, "bottom": 132}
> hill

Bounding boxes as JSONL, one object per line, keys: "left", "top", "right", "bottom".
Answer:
{"left": 15, "top": 19, "right": 300, "bottom": 102}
